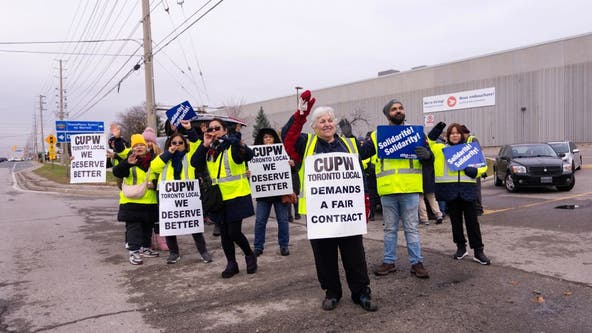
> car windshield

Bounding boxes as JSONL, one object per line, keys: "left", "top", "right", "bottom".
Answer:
{"left": 511, "top": 144, "right": 557, "bottom": 158}
{"left": 547, "top": 142, "right": 569, "bottom": 154}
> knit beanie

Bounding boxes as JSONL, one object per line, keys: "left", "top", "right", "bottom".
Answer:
{"left": 130, "top": 134, "right": 147, "bottom": 147}
{"left": 142, "top": 127, "right": 157, "bottom": 144}
{"left": 382, "top": 99, "right": 403, "bottom": 116}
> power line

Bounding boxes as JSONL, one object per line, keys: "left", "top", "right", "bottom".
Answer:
{"left": 153, "top": 0, "right": 224, "bottom": 56}
{"left": 0, "top": 49, "right": 136, "bottom": 56}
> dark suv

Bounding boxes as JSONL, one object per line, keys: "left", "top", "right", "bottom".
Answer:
{"left": 493, "top": 143, "right": 575, "bottom": 192}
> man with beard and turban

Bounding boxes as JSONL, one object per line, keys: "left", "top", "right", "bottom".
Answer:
{"left": 359, "top": 99, "right": 431, "bottom": 279}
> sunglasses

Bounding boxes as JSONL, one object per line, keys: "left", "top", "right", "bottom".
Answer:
{"left": 206, "top": 126, "right": 222, "bottom": 133}
{"left": 171, "top": 140, "right": 184, "bottom": 146}
{"left": 390, "top": 106, "right": 404, "bottom": 111}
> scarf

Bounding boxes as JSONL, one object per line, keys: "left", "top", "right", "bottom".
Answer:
{"left": 171, "top": 150, "right": 186, "bottom": 180}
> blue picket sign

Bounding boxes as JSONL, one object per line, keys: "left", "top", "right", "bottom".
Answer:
{"left": 442, "top": 142, "right": 486, "bottom": 171}
{"left": 376, "top": 125, "right": 426, "bottom": 159}
{"left": 166, "top": 101, "right": 197, "bottom": 127}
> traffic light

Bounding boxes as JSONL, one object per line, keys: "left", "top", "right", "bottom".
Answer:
{"left": 49, "top": 136, "right": 55, "bottom": 144}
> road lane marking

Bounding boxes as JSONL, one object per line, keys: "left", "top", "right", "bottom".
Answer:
{"left": 484, "top": 191, "right": 592, "bottom": 215}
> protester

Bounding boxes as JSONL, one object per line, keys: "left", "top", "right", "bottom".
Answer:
{"left": 191, "top": 118, "right": 257, "bottom": 278}
{"left": 418, "top": 150, "right": 443, "bottom": 225}
{"left": 460, "top": 125, "right": 484, "bottom": 216}
{"left": 151, "top": 120, "right": 212, "bottom": 264}
{"left": 359, "top": 99, "right": 431, "bottom": 279}
{"left": 282, "top": 91, "right": 377, "bottom": 312}
{"left": 252, "top": 128, "right": 291, "bottom": 257}
{"left": 112, "top": 134, "right": 160, "bottom": 265}
{"left": 428, "top": 122, "right": 491, "bottom": 265}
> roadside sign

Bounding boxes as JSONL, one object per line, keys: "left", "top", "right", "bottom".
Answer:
{"left": 55, "top": 120, "right": 105, "bottom": 143}
{"left": 45, "top": 134, "right": 57, "bottom": 145}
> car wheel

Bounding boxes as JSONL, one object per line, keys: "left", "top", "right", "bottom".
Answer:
{"left": 505, "top": 173, "right": 518, "bottom": 193}
{"left": 557, "top": 175, "right": 575, "bottom": 191}
{"left": 494, "top": 169, "right": 503, "bottom": 186}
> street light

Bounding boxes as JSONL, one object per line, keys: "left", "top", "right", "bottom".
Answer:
{"left": 295, "top": 86, "right": 303, "bottom": 109}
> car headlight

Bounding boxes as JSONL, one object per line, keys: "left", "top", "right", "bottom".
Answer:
{"left": 511, "top": 165, "right": 527, "bottom": 174}
{"left": 563, "top": 163, "right": 572, "bottom": 174}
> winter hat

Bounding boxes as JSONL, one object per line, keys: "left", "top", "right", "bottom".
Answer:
{"left": 142, "top": 127, "right": 157, "bottom": 144}
{"left": 460, "top": 125, "right": 470, "bottom": 134}
{"left": 130, "top": 134, "right": 147, "bottom": 147}
{"left": 254, "top": 128, "right": 281, "bottom": 145}
{"left": 382, "top": 99, "right": 403, "bottom": 116}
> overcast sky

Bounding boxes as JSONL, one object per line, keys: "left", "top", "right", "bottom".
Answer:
{"left": 0, "top": 0, "right": 591, "bottom": 156}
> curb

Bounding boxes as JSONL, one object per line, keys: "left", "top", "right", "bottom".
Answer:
{"left": 15, "top": 167, "right": 119, "bottom": 197}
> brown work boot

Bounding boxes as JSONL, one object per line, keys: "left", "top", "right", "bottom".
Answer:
{"left": 410, "top": 262, "right": 430, "bottom": 279}
{"left": 373, "top": 262, "right": 396, "bottom": 276}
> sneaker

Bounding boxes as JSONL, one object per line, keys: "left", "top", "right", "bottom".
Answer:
{"left": 294, "top": 214, "right": 301, "bottom": 220}
{"left": 420, "top": 220, "right": 429, "bottom": 226}
{"left": 221, "top": 262, "right": 239, "bottom": 278}
{"left": 288, "top": 215, "right": 294, "bottom": 223}
{"left": 454, "top": 247, "right": 468, "bottom": 260}
{"left": 280, "top": 248, "right": 290, "bottom": 256}
{"left": 354, "top": 294, "right": 378, "bottom": 312}
{"left": 201, "top": 252, "right": 213, "bottom": 263}
{"left": 321, "top": 297, "right": 338, "bottom": 311}
{"left": 129, "top": 251, "right": 143, "bottom": 265}
{"left": 436, "top": 217, "right": 443, "bottom": 224}
{"left": 473, "top": 249, "right": 491, "bottom": 265}
{"left": 254, "top": 248, "right": 263, "bottom": 257}
{"left": 410, "top": 262, "right": 430, "bottom": 278}
{"left": 140, "top": 247, "right": 159, "bottom": 258}
{"left": 166, "top": 253, "right": 180, "bottom": 264}
{"left": 373, "top": 262, "right": 396, "bottom": 276}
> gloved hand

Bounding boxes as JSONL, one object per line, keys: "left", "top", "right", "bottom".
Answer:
{"left": 414, "top": 146, "right": 431, "bottom": 160}
{"left": 428, "top": 121, "right": 446, "bottom": 141}
{"left": 294, "top": 90, "right": 316, "bottom": 122}
{"left": 464, "top": 166, "right": 478, "bottom": 178}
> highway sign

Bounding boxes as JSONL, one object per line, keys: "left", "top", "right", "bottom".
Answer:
{"left": 55, "top": 120, "right": 104, "bottom": 142}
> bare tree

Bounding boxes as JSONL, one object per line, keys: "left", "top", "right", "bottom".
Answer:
{"left": 338, "top": 108, "right": 370, "bottom": 138}
{"left": 223, "top": 98, "right": 246, "bottom": 119}
{"left": 115, "top": 105, "right": 147, "bottom": 141}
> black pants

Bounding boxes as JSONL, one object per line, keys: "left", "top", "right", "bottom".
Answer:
{"left": 447, "top": 197, "right": 484, "bottom": 249}
{"left": 220, "top": 220, "right": 253, "bottom": 263}
{"left": 309, "top": 235, "right": 371, "bottom": 301}
{"left": 126, "top": 220, "right": 153, "bottom": 252}
{"left": 475, "top": 178, "right": 483, "bottom": 214}
{"left": 166, "top": 233, "right": 207, "bottom": 256}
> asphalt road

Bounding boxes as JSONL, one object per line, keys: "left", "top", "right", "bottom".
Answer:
{"left": 1, "top": 153, "right": 592, "bottom": 332}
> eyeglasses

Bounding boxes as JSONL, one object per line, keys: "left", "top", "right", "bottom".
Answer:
{"left": 171, "top": 140, "right": 184, "bottom": 146}
{"left": 207, "top": 126, "right": 222, "bottom": 133}
{"left": 390, "top": 106, "right": 404, "bottom": 111}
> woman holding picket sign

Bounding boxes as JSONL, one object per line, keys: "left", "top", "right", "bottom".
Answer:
{"left": 113, "top": 133, "right": 160, "bottom": 265}
{"left": 191, "top": 118, "right": 257, "bottom": 278}
{"left": 252, "top": 128, "right": 291, "bottom": 257}
{"left": 427, "top": 122, "right": 490, "bottom": 265}
{"left": 282, "top": 90, "right": 377, "bottom": 312}
{"left": 151, "top": 120, "right": 212, "bottom": 265}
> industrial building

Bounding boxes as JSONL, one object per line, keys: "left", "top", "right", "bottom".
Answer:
{"left": 237, "top": 33, "right": 592, "bottom": 147}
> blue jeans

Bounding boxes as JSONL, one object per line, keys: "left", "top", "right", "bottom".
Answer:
{"left": 380, "top": 193, "right": 423, "bottom": 265}
{"left": 254, "top": 199, "right": 290, "bottom": 250}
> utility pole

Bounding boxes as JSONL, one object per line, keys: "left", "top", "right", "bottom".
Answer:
{"left": 32, "top": 113, "right": 38, "bottom": 157}
{"left": 39, "top": 95, "right": 46, "bottom": 158}
{"left": 58, "top": 59, "right": 70, "bottom": 167}
{"left": 142, "top": 0, "right": 157, "bottom": 130}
